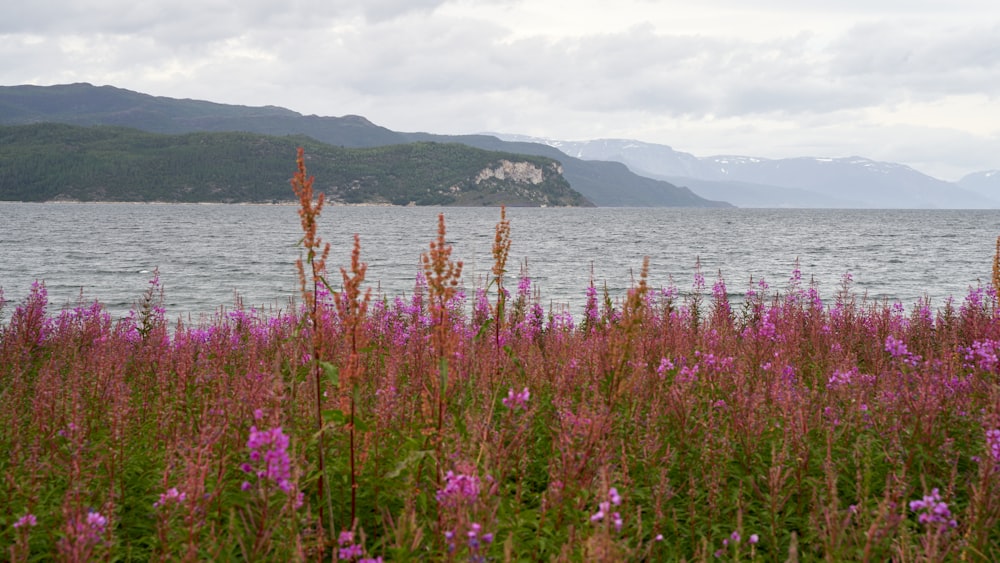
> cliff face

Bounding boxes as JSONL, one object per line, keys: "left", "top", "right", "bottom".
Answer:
{"left": 441, "top": 160, "right": 585, "bottom": 207}
{"left": 474, "top": 160, "right": 563, "bottom": 185}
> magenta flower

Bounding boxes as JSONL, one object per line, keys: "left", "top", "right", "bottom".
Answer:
{"left": 244, "top": 425, "right": 293, "bottom": 493}
{"left": 153, "top": 487, "right": 187, "bottom": 508}
{"left": 987, "top": 428, "right": 1000, "bottom": 463}
{"left": 884, "top": 335, "right": 909, "bottom": 359}
{"left": 592, "top": 486, "right": 624, "bottom": 529}
{"left": 502, "top": 387, "right": 530, "bottom": 410}
{"left": 13, "top": 513, "right": 37, "bottom": 529}
{"left": 909, "top": 488, "right": 958, "bottom": 529}
{"left": 436, "top": 471, "right": 481, "bottom": 507}
{"left": 608, "top": 487, "right": 622, "bottom": 506}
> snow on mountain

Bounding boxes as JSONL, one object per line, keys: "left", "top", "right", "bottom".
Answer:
{"left": 489, "top": 134, "right": 1000, "bottom": 209}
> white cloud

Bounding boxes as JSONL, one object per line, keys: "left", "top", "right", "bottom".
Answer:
{"left": 1, "top": 0, "right": 999, "bottom": 178}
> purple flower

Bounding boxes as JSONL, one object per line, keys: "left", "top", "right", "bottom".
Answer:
{"left": 153, "top": 487, "right": 187, "bottom": 508}
{"left": 244, "top": 425, "right": 293, "bottom": 493}
{"left": 609, "top": 487, "right": 622, "bottom": 506}
{"left": 502, "top": 387, "right": 530, "bottom": 410}
{"left": 884, "top": 335, "right": 909, "bottom": 359}
{"left": 436, "top": 471, "right": 481, "bottom": 507}
{"left": 749, "top": 534, "right": 759, "bottom": 544}
{"left": 13, "top": 513, "right": 37, "bottom": 529}
{"left": 987, "top": 428, "right": 1000, "bottom": 463}
{"left": 339, "top": 544, "right": 364, "bottom": 560}
{"left": 910, "top": 488, "right": 958, "bottom": 529}
{"left": 517, "top": 276, "right": 531, "bottom": 298}
{"left": 86, "top": 510, "right": 107, "bottom": 532}
{"left": 656, "top": 357, "right": 675, "bottom": 377}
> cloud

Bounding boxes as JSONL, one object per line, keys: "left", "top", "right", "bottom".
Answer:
{"left": 1, "top": 0, "right": 999, "bottom": 177}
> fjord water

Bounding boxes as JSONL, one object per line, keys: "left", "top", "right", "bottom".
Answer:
{"left": 1, "top": 202, "right": 998, "bottom": 322}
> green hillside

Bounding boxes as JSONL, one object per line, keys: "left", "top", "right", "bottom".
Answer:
{"left": 0, "top": 123, "right": 589, "bottom": 206}
{"left": 0, "top": 83, "right": 731, "bottom": 207}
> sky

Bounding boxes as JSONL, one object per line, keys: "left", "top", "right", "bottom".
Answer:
{"left": 2, "top": 0, "right": 999, "bottom": 181}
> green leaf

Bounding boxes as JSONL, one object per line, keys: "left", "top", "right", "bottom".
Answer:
{"left": 320, "top": 361, "right": 339, "bottom": 388}
{"left": 473, "top": 318, "right": 493, "bottom": 342}
{"left": 322, "top": 409, "right": 346, "bottom": 425}
{"left": 386, "top": 449, "right": 436, "bottom": 479}
{"left": 438, "top": 357, "right": 449, "bottom": 400}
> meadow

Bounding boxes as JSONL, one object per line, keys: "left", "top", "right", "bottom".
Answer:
{"left": 2, "top": 151, "right": 999, "bottom": 561}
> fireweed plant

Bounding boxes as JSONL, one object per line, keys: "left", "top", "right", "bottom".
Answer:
{"left": 3, "top": 152, "right": 1000, "bottom": 561}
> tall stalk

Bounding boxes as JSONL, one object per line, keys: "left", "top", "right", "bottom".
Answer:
{"left": 290, "top": 147, "right": 333, "bottom": 551}
{"left": 490, "top": 206, "right": 511, "bottom": 381}
{"left": 338, "top": 234, "right": 371, "bottom": 526}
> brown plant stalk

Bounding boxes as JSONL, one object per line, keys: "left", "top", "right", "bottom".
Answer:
{"left": 338, "top": 233, "right": 372, "bottom": 526}
{"left": 290, "top": 147, "right": 333, "bottom": 550}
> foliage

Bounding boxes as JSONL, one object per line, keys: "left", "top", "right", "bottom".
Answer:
{"left": 1, "top": 156, "right": 1000, "bottom": 562}
{"left": 0, "top": 123, "right": 588, "bottom": 206}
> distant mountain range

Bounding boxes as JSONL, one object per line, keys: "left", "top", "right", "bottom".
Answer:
{"left": 4, "top": 82, "right": 996, "bottom": 208}
{"left": 0, "top": 83, "right": 728, "bottom": 207}
{"left": 495, "top": 135, "right": 1000, "bottom": 209}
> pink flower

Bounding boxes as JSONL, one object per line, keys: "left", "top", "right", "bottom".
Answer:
{"left": 436, "top": 471, "right": 481, "bottom": 507}
{"left": 502, "top": 387, "right": 530, "bottom": 410}
{"left": 13, "top": 513, "right": 37, "bottom": 529}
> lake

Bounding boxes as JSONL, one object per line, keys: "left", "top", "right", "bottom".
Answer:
{"left": 1, "top": 202, "right": 998, "bottom": 322}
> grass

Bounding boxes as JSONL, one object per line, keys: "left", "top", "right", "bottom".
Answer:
{"left": 1, "top": 153, "right": 999, "bottom": 562}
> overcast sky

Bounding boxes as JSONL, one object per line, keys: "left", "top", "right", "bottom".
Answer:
{"left": 3, "top": 0, "right": 999, "bottom": 180}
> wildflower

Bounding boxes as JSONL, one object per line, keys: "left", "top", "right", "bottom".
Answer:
{"left": 13, "top": 513, "right": 37, "bottom": 529}
{"left": 244, "top": 425, "right": 293, "bottom": 493}
{"left": 609, "top": 487, "right": 622, "bottom": 506}
{"left": 153, "top": 487, "right": 186, "bottom": 508}
{"left": 86, "top": 511, "right": 107, "bottom": 532}
{"left": 826, "top": 367, "right": 856, "bottom": 389}
{"left": 656, "top": 357, "right": 674, "bottom": 377}
{"left": 749, "top": 534, "right": 759, "bottom": 544}
{"left": 590, "top": 502, "right": 608, "bottom": 523}
{"left": 909, "top": 488, "right": 958, "bottom": 529}
{"left": 436, "top": 471, "right": 481, "bottom": 507}
{"left": 517, "top": 276, "right": 531, "bottom": 298}
{"left": 986, "top": 428, "right": 1000, "bottom": 463}
{"left": 884, "top": 335, "right": 909, "bottom": 359}
{"left": 339, "top": 544, "right": 364, "bottom": 560}
{"left": 592, "top": 487, "right": 624, "bottom": 529}
{"left": 584, "top": 285, "right": 600, "bottom": 325}
{"left": 502, "top": 387, "right": 530, "bottom": 410}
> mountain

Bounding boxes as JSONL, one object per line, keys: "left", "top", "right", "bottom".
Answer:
{"left": 958, "top": 171, "right": 1000, "bottom": 200}
{"left": 0, "top": 83, "right": 729, "bottom": 208}
{"left": 497, "top": 135, "right": 1000, "bottom": 209}
{"left": 398, "top": 133, "right": 720, "bottom": 207}
{"left": 0, "top": 123, "right": 589, "bottom": 206}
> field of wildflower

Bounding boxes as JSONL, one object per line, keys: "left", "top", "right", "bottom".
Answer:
{"left": 2, "top": 150, "right": 1000, "bottom": 561}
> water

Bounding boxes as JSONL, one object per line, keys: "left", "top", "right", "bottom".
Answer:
{"left": 2, "top": 202, "right": 999, "bottom": 323}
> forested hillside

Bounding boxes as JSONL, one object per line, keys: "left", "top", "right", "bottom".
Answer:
{"left": 0, "top": 123, "right": 588, "bottom": 206}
